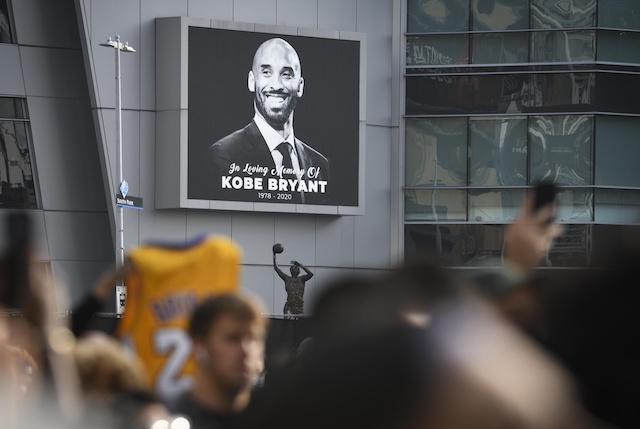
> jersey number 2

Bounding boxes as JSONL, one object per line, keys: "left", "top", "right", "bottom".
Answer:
{"left": 153, "top": 327, "right": 194, "bottom": 398}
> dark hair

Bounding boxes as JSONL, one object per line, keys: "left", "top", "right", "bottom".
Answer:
{"left": 188, "top": 293, "right": 267, "bottom": 340}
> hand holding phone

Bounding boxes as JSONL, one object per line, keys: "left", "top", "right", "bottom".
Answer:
{"left": 532, "top": 180, "right": 558, "bottom": 217}
{"left": 503, "top": 181, "right": 563, "bottom": 270}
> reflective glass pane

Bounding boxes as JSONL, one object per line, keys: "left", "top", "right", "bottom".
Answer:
{"left": 531, "top": 30, "right": 595, "bottom": 63}
{"left": 406, "top": 35, "right": 469, "bottom": 66}
{"left": 405, "top": 223, "right": 593, "bottom": 267}
{"left": 547, "top": 224, "right": 592, "bottom": 267}
{"left": 405, "top": 118, "right": 467, "bottom": 187}
{"left": 595, "top": 115, "right": 640, "bottom": 187}
{"left": 472, "top": 32, "right": 528, "bottom": 64}
{"left": 599, "top": 0, "right": 640, "bottom": 30}
{"left": 597, "top": 30, "right": 640, "bottom": 64}
{"left": 460, "top": 224, "right": 505, "bottom": 266}
{"left": 524, "top": 73, "right": 595, "bottom": 112}
{"left": 407, "top": 72, "right": 598, "bottom": 116}
{"left": 531, "top": 0, "right": 595, "bottom": 29}
{"left": 408, "top": 223, "right": 524, "bottom": 267}
{"left": 470, "top": 116, "right": 527, "bottom": 186}
{"left": 407, "top": 74, "right": 529, "bottom": 115}
{"left": 468, "top": 188, "right": 524, "bottom": 222}
{"left": 0, "top": 0, "right": 13, "bottom": 44}
{"left": 405, "top": 224, "right": 468, "bottom": 266}
{"left": 406, "top": 76, "right": 471, "bottom": 115}
{"left": 594, "top": 188, "right": 640, "bottom": 223}
{"left": 596, "top": 73, "right": 640, "bottom": 115}
{"left": 472, "top": 0, "right": 528, "bottom": 30}
{"left": 0, "top": 97, "right": 26, "bottom": 119}
{"left": 405, "top": 189, "right": 467, "bottom": 221}
{"left": 0, "top": 121, "right": 37, "bottom": 208}
{"left": 407, "top": 0, "right": 470, "bottom": 33}
{"left": 529, "top": 115, "right": 592, "bottom": 186}
{"left": 553, "top": 187, "right": 593, "bottom": 222}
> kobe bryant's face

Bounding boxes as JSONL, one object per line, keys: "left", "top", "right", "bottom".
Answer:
{"left": 248, "top": 39, "right": 304, "bottom": 128}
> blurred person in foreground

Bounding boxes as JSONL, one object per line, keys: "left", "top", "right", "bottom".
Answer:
{"left": 73, "top": 331, "right": 182, "bottom": 429}
{"left": 534, "top": 232, "right": 640, "bottom": 429}
{"left": 0, "top": 212, "right": 82, "bottom": 429}
{"left": 166, "top": 292, "right": 268, "bottom": 429}
{"left": 246, "top": 255, "right": 609, "bottom": 429}
{"left": 467, "top": 184, "right": 564, "bottom": 342}
{"left": 71, "top": 261, "right": 132, "bottom": 338}
{"left": 464, "top": 186, "right": 638, "bottom": 429}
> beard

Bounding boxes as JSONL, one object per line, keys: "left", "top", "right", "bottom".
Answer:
{"left": 255, "top": 91, "right": 299, "bottom": 129}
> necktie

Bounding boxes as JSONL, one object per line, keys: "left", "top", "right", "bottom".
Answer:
{"left": 275, "top": 142, "right": 304, "bottom": 203}
{"left": 276, "top": 142, "right": 294, "bottom": 176}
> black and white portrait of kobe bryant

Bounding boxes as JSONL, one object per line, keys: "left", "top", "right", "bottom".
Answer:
{"left": 207, "top": 37, "right": 331, "bottom": 204}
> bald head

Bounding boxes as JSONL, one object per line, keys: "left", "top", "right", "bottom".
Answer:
{"left": 252, "top": 38, "right": 302, "bottom": 76}
{"left": 248, "top": 38, "right": 304, "bottom": 130}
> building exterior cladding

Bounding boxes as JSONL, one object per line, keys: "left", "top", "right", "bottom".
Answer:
{"left": 1, "top": 0, "right": 638, "bottom": 317}
{"left": 0, "top": 0, "right": 401, "bottom": 316}
{"left": 403, "top": 0, "right": 640, "bottom": 270}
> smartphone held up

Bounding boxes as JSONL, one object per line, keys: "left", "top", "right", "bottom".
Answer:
{"left": 531, "top": 180, "right": 558, "bottom": 225}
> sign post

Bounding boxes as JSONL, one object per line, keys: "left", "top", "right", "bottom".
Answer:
{"left": 100, "top": 35, "right": 136, "bottom": 314}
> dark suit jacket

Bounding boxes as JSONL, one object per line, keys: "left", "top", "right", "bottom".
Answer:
{"left": 207, "top": 121, "right": 331, "bottom": 204}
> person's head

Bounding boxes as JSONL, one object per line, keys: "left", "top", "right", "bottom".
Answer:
{"left": 73, "top": 332, "right": 149, "bottom": 399}
{"left": 189, "top": 293, "right": 268, "bottom": 394}
{"left": 290, "top": 265, "right": 300, "bottom": 276}
{"left": 248, "top": 38, "right": 304, "bottom": 129}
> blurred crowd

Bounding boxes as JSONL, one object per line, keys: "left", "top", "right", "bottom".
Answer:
{"left": 0, "top": 191, "right": 638, "bottom": 429}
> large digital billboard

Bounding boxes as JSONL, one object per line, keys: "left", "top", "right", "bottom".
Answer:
{"left": 156, "top": 17, "right": 366, "bottom": 215}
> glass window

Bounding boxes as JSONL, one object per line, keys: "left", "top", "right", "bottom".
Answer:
{"left": 599, "top": 0, "right": 640, "bottom": 30}
{"left": 554, "top": 187, "right": 593, "bottom": 222}
{"left": 597, "top": 30, "right": 640, "bottom": 64}
{"left": 460, "top": 224, "right": 505, "bottom": 266}
{"left": 468, "top": 188, "right": 523, "bottom": 222}
{"left": 470, "top": 116, "right": 527, "bottom": 186}
{"left": 524, "top": 73, "right": 595, "bottom": 112}
{"left": 596, "top": 73, "right": 640, "bottom": 115}
{"left": 0, "top": 0, "right": 13, "bottom": 43}
{"left": 472, "top": 32, "right": 529, "bottom": 64}
{"left": 405, "top": 189, "right": 467, "bottom": 221}
{"left": 407, "top": 74, "right": 530, "bottom": 115}
{"left": 405, "top": 118, "right": 467, "bottom": 187}
{"left": 407, "top": 0, "right": 470, "bottom": 33}
{"left": 0, "top": 97, "right": 26, "bottom": 119}
{"left": 405, "top": 224, "right": 469, "bottom": 265}
{"left": 594, "top": 188, "right": 640, "bottom": 223}
{"left": 407, "top": 72, "right": 599, "bottom": 116}
{"left": 528, "top": 114, "right": 593, "bottom": 186}
{"left": 406, "top": 223, "right": 594, "bottom": 267}
{"left": 0, "top": 98, "right": 38, "bottom": 209}
{"left": 595, "top": 115, "right": 640, "bottom": 187}
{"left": 406, "top": 35, "right": 469, "bottom": 66}
{"left": 547, "top": 224, "right": 592, "bottom": 267}
{"left": 531, "top": 0, "right": 596, "bottom": 29}
{"left": 472, "top": 0, "right": 528, "bottom": 30}
{"left": 531, "top": 30, "right": 595, "bottom": 63}
{"left": 406, "top": 76, "right": 472, "bottom": 115}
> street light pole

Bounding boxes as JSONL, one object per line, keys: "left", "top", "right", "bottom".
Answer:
{"left": 100, "top": 35, "right": 135, "bottom": 314}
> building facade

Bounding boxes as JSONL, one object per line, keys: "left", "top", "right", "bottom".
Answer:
{"left": 0, "top": 0, "right": 638, "bottom": 318}
{"left": 403, "top": 0, "right": 640, "bottom": 269}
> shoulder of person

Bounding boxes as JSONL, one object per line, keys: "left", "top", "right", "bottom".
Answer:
{"left": 295, "top": 138, "right": 329, "bottom": 163}
{"left": 209, "top": 122, "right": 257, "bottom": 151}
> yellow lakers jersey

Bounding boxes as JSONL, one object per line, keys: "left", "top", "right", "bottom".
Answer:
{"left": 115, "top": 235, "right": 241, "bottom": 400}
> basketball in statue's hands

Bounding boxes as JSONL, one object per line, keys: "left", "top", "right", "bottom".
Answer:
{"left": 273, "top": 243, "right": 284, "bottom": 254}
